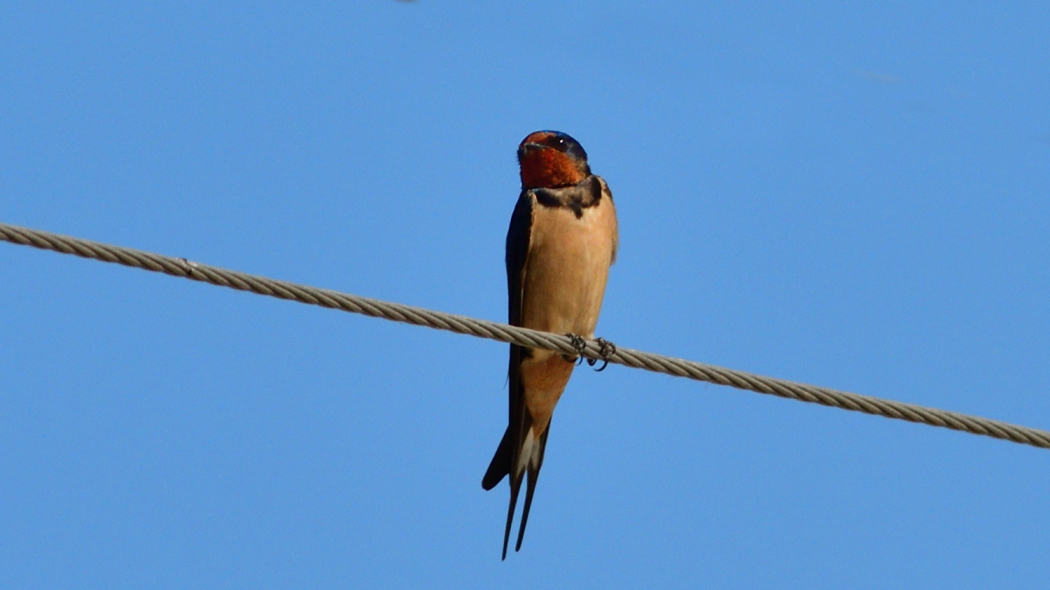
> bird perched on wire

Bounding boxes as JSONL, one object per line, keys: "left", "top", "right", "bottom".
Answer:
{"left": 482, "top": 130, "right": 619, "bottom": 559}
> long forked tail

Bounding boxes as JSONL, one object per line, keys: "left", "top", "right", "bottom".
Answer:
{"left": 481, "top": 424, "right": 551, "bottom": 559}
{"left": 515, "top": 427, "right": 549, "bottom": 553}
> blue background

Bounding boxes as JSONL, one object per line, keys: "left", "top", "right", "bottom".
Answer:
{"left": 2, "top": 2, "right": 1048, "bottom": 587}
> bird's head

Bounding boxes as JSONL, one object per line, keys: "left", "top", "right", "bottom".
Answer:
{"left": 517, "top": 131, "right": 591, "bottom": 189}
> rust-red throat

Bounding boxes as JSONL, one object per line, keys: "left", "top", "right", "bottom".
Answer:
{"left": 518, "top": 131, "right": 589, "bottom": 189}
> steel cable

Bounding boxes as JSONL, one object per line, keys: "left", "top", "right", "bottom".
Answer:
{"left": 3, "top": 221, "right": 1048, "bottom": 450}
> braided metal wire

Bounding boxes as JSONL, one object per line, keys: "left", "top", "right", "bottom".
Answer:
{"left": 3, "top": 221, "right": 1048, "bottom": 450}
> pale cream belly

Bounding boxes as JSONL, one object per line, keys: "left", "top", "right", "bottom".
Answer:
{"left": 518, "top": 197, "right": 617, "bottom": 434}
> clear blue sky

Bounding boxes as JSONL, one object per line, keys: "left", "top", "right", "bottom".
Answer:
{"left": 2, "top": 2, "right": 1049, "bottom": 587}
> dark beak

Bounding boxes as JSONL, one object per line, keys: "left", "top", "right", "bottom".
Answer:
{"left": 517, "top": 142, "right": 546, "bottom": 158}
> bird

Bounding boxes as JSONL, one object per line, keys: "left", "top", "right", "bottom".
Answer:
{"left": 482, "top": 131, "right": 619, "bottom": 559}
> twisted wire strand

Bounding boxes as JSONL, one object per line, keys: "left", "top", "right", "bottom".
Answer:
{"left": 3, "top": 221, "right": 1048, "bottom": 450}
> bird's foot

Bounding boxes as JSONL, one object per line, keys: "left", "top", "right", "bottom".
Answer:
{"left": 563, "top": 333, "right": 588, "bottom": 364}
{"left": 586, "top": 338, "right": 616, "bottom": 372}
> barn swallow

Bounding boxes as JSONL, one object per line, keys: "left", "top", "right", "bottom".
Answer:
{"left": 482, "top": 131, "right": 619, "bottom": 559}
